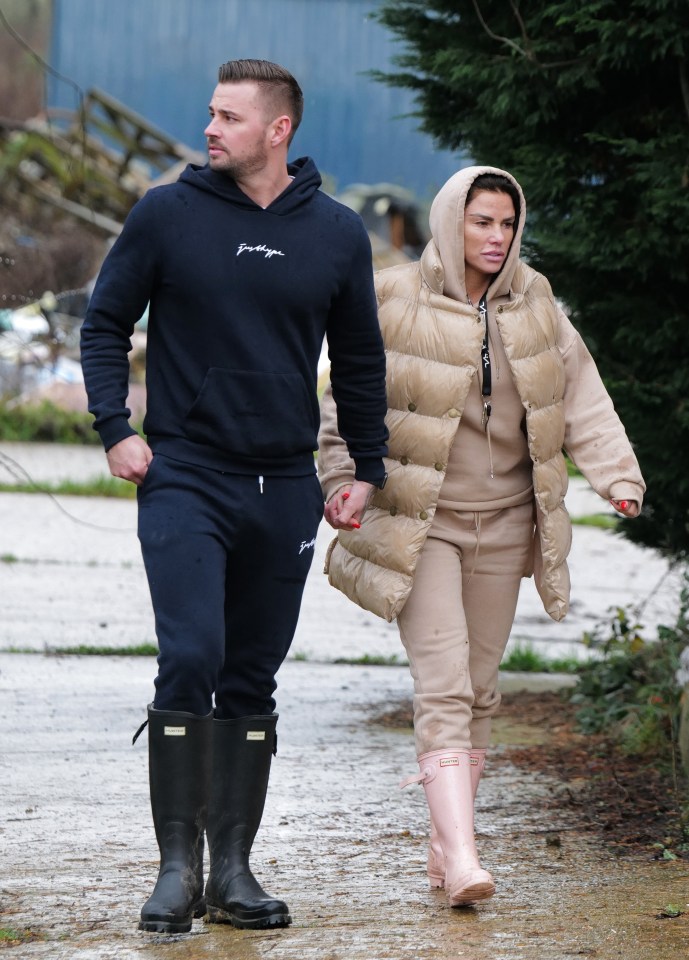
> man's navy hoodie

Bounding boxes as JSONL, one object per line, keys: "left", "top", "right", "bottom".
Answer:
{"left": 80, "top": 157, "right": 388, "bottom": 483}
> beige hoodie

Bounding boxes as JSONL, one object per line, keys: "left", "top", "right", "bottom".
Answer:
{"left": 429, "top": 167, "right": 534, "bottom": 508}
{"left": 429, "top": 164, "right": 524, "bottom": 303}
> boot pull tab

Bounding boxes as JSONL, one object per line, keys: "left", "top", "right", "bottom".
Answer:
{"left": 132, "top": 718, "right": 149, "bottom": 745}
{"left": 399, "top": 762, "right": 436, "bottom": 790}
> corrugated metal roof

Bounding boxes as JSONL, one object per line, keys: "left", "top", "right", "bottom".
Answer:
{"left": 48, "top": 0, "right": 468, "bottom": 200}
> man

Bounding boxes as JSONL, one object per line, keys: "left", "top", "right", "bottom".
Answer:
{"left": 80, "top": 58, "right": 388, "bottom": 934}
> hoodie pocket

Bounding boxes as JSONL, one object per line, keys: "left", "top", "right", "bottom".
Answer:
{"left": 184, "top": 368, "right": 316, "bottom": 458}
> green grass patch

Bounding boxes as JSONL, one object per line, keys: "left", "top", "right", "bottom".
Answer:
{"left": 0, "top": 553, "right": 19, "bottom": 563}
{"left": 501, "top": 642, "right": 580, "bottom": 674}
{"left": 0, "top": 476, "right": 136, "bottom": 498}
{"left": 0, "top": 643, "right": 581, "bottom": 675}
{"left": 333, "top": 653, "right": 406, "bottom": 666}
{"left": 571, "top": 513, "right": 619, "bottom": 530}
{"left": 0, "top": 927, "right": 46, "bottom": 944}
{"left": 0, "top": 644, "right": 158, "bottom": 656}
{"left": 51, "top": 644, "right": 158, "bottom": 656}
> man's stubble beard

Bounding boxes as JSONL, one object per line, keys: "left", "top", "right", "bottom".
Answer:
{"left": 208, "top": 143, "right": 269, "bottom": 181}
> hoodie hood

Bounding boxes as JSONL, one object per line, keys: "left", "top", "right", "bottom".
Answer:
{"left": 428, "top": 165, "right": 526, "bottom": 302}
{"left": 178, "top": 155, "right": 322, "bottom": 215}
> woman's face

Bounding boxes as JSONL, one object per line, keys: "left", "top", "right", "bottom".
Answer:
{"left": 463, "top": 189, "right": 516, "bottom": 291}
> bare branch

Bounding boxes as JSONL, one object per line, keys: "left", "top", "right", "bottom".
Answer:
{"left": 470, "top": 0, "right": 583, "bottom": 70}
{"left": 509, "top": 0, "right": 531, "bottom": 49}
{"left": 471, "top": 0, "right": 535, "bottom": 61}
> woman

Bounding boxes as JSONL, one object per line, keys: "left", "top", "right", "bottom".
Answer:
{"left": 317, "top": 165, "right": 644, "bottom": 909}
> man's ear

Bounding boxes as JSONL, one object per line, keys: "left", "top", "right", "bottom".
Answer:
{"left": 270, "top": 115, "right": 292, "bottom": 148}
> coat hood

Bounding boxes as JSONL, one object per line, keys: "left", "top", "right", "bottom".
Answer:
{"left": 177, "top": 155, "right": 322, "bottom": 214}
{"left": 428, "top": 165, "right": 526, "bottom": 301}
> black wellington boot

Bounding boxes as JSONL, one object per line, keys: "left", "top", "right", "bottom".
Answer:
{"left": 138, "top": 705, "right": 213, "bottom": 933}
{"left": 205, "top": 713, "right": 291, "bottom": 929}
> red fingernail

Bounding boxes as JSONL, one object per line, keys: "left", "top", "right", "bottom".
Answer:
{"left": 351, "top": 521, "right": 361, "bottom": 529}
{"left": 620, "top": 500, "right": 629, "bottom": 510}
{"left": 342, "top": 492, "right": 350, "bottom": 500}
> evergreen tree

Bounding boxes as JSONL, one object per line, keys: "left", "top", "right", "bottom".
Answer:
{"left": 373, "top": 0, "right": 689, "bottom": 557}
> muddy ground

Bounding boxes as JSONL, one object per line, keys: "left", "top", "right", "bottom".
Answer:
{"left": 2, "top": 654, "right": 688, "bottom": 960}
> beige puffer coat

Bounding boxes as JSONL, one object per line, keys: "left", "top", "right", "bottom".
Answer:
{"left": 318, "top": 166, "right": 645, "bottom": 624}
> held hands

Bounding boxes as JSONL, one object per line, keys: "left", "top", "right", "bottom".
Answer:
{"left": 610, "top": 498, "right": 640, "bottom": 519}
{"left": 106, "top": 434, "right": 153, "bottom": 486}
{"left": 324, "top": 480, "right": 376, "bottom": 531}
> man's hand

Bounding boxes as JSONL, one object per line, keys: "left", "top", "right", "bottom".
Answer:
{"left": 324, "top": 480, "right": 376, "bottom": 531}
{"left": 106, "top": 435, "right": 153, "bottom": 486}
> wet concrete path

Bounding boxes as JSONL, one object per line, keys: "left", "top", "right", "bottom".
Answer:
{"left": 1, "top": 442, "right": 688, "bottom": 958}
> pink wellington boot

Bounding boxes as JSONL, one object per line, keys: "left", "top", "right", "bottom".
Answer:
{"left": 403, "top": 750, "right": 494, "bottom": 907}
{"left": 427, "top": 749, "right": 486, "bottom": 888}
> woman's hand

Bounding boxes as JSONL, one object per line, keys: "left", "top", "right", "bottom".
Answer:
{"left": 610, "top": 498, "right": 640, "bottom": 518}
{"left": 324, "top": 481, "right": 375, "bottom": 530}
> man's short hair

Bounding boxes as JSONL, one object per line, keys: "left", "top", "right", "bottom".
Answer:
{"left": 217, "top": 58, "right": 304, "bottom": 143}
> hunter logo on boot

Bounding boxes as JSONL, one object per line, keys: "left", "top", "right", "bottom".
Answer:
{"left": 439, "top": 757, "right": 460, "bottom": 767}
{"left": 163, "top": 725, "right": 186, "bottom": 736}
{"left": 246, "top": 731, "right": 266, "bottom": 741}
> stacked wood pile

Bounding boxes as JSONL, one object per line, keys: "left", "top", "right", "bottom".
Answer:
{"left": 0, "top": 87, "right": 205, "bottom": 237}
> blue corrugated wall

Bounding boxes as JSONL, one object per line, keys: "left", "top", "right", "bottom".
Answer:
{"left": 47, "top": 0, "right": 468, "bottom": 200}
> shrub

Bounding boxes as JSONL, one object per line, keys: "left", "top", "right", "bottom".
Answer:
{"left": 570, "top": 577, "right": 688, "bottom": 765}
{"left": 0, "top": 400, "right": 100, "bottom": 444}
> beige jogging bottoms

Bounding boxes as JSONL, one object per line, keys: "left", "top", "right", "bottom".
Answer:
{"left": 397, "top": 501, "right": 535, "bottom": 755}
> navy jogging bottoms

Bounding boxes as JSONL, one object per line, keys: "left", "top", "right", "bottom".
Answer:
{"left": 137, "top": 454, "right": 324, "bottom": 718}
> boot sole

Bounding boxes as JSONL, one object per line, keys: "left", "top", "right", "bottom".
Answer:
{"left": 138, "top": 898, "right": 206, "bottom": 933}
{"left": 205, "top": 904, "right": 292, "bottom": 930}
{"left": 448, "top": 881, "right": 496, "bottom": 907}
{"left": 138, "top": 918, "right": 193, "bottom": 933}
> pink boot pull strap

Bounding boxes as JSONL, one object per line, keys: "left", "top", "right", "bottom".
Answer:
{"left": 399, "top": 751, "right": 465, "bottom": 789}
{"left": 399, "top": 769, "right": 427, "bottom": 789}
